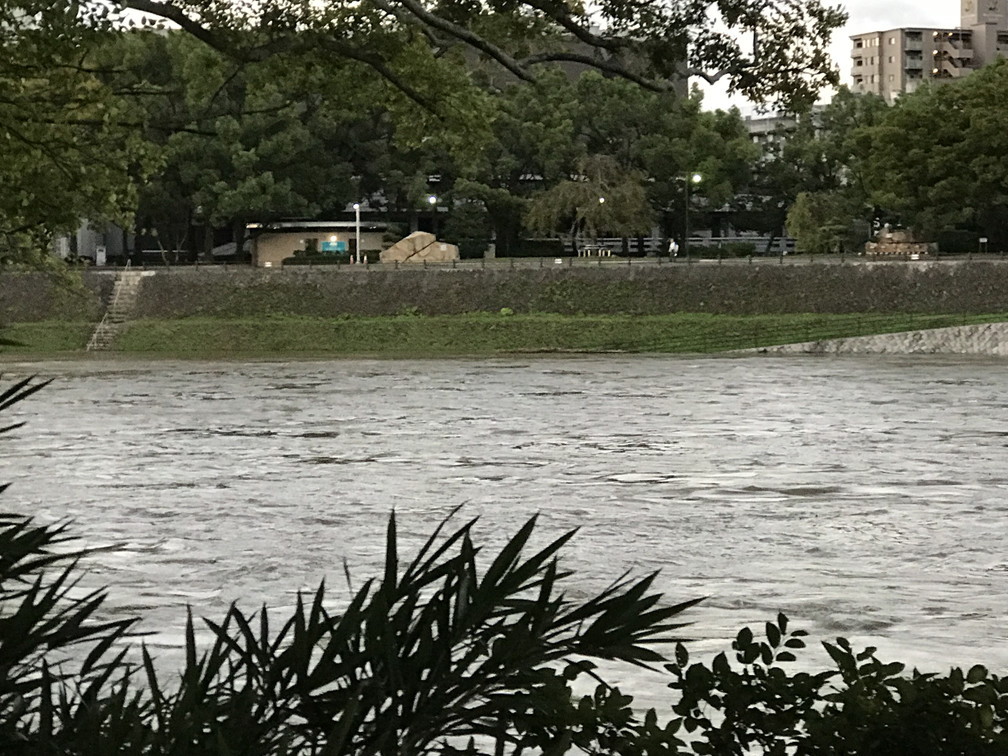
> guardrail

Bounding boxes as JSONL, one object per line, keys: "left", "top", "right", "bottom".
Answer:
{"left": 84, "top": 251, "right": 1008, "bottom": 271}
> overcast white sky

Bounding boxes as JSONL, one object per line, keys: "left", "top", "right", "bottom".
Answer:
{"left": 703, "top": 0, "right": 958, "bottom": 111}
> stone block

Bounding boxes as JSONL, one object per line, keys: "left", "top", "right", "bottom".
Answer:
{"left": 380, "top": 231, "right": 460, "bottom": 263}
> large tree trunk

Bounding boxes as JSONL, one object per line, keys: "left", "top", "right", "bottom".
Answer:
{"left": 233, "top": 220, "right": 249, "bottom": 264}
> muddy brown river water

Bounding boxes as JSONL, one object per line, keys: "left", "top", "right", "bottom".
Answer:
{"left": 3, "top": 354, "right": 1008, "bottom": 707}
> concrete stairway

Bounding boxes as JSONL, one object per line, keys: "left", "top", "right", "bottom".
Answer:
{"left": 86, "top": 270, "right": 146, "bottom": 352}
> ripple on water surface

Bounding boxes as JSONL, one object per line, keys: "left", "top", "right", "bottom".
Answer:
{"left": 3, "top": 355, "right": 1008, "bottom": 686}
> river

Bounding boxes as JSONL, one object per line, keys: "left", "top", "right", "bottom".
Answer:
{"left": 2, "top": 354, "right": 1007, "bottom": 708}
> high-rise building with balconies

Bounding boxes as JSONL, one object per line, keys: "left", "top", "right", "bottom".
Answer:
{"left": 850, "top": 0, "right": 1008, "bottom": 102}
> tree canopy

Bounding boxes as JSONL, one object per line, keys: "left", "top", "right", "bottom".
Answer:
{"left": 867, "top": 59, "right": 1008, "bottom": 250}
{"left": 0, "top": 4, "right": 155, "bottom": 265}
{"left": 0, "top": 0, "right": 852, "bottom": 266}
{"left": 94, "top": 0, "right": 847, "bottom": 112}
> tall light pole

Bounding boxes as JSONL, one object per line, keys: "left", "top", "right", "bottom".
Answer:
{"left": 597, "top": 196, "right": 605, "bottom": 252}
{"left": 353, "top": 202, "right": 361, "bottom": 264}
{"left": 427, "top": 195, "right": 438, "bottom": 237}
{"left": 684, "top": 172, "right": 702, "bottom": 261}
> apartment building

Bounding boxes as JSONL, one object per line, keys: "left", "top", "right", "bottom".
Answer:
{"left": 851, "top": 0, "right": 1008, "bottom": 102}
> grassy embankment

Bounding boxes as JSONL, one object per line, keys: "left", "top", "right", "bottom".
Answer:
{"left": 4, "top": 312, "right": 1008, "bottom": 358}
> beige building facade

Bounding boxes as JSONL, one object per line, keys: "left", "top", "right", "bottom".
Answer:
{"left": 248, "top": 221, "right": 388, "bottom": 268}
{"left": 851, "top": 0, "right": 1008, "bottom": 102}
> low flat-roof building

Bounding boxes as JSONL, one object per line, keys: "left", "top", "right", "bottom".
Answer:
{"left": 247, "top": 221, "right": 388, "bottom": 268}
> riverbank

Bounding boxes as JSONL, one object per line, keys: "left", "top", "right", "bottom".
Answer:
{"left": 6, "top": 262, "right": 1008, "bottom": 357}
{"left": 5, "top": 313, "right": 1008, "bottom": 358}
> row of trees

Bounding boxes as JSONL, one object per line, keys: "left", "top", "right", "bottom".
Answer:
{"left": 3, "top": 0, "right": 1008, "bottom": 263}
{"left": 783, "top": 60, "right": 1008, "bottom": 255}
{"left": 3, "top": 0, "right": 844, "bottom": 264}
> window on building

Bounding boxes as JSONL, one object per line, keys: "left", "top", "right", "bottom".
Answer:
{"left": 888, "top": 74, "right": 894, "bottom": 81}
{"left": 888, "top": 56, "right": 894, "bottom": 63}
{"left": 889, "top": 37, "right": 896, "bottom": 44}
{"left": 854, "top": 39, "right": 864, "bottom": 48}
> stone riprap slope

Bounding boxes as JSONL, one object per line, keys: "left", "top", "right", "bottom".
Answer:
{"left": 754, "top": 322, "right": 1008, "bottom": 356}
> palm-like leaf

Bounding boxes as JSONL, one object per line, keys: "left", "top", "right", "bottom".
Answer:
{"left": 0, "top": 376, "right": 145, "bottom": 750}
{"left": 184, "top": 509, "right": 701, "bottom": 754}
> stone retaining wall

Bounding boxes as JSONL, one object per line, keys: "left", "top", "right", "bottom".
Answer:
{"left": 0, "top": 272, "right": 111, "bottom": 323}
{"left": 105, "top": 262, "right": 1008, "bottom": 319}
{"left": 5, "top": 262, "right": 1008, "bottom": 322}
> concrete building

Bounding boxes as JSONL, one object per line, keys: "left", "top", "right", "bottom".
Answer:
{"left": 247, "top": 221, "right": 388, "bottom": 268}
{"left": 744, "top": 105, "right": 827, "bottom": 150}
{"left": 850, "top": 0, "right": 1008, "bottom": 102}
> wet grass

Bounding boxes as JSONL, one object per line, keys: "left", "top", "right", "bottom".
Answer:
{"left": 108, "top": 312, "right": 1008, "bottom": 357}
{"left": 0, "top": 321, "right": 94, "bottom": 355}
{"left": 4, "top": 313, "right": 1008, "bottom": 358}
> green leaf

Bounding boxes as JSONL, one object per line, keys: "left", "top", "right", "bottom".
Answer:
{"left": 765, "top": 621, "right": 781, "bottom": 648}
{"left": 967, "top": 664, "right": 989, "bottom": 684}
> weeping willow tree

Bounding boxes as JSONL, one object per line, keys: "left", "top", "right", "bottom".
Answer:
{"left": 525, "top": 155, "right": 654, "bottom": 249}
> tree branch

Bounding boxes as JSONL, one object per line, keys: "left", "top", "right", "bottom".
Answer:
{"left": 369, "top": 0, "right": 536, "bottom": 84}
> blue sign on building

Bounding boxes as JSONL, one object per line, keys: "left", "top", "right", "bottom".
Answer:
{"left": 321, "top": 240, "right": 348, "bottom": 253}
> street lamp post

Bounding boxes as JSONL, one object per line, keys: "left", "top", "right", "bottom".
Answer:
{"left": 353, "top": 202, "right": 361, "bottom": 264}
{"left": 427, "top": 195, "right": 438, "bottom": 237}
{"left": 683, "top": 172, "right": 702, "bottom": 261}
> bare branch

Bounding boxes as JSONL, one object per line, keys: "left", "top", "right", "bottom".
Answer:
{"left": 518, "top": 0, "right": 625, "bottom": 53}
{"left": 122, "top": 0, "right": 269, "bottom": 61}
